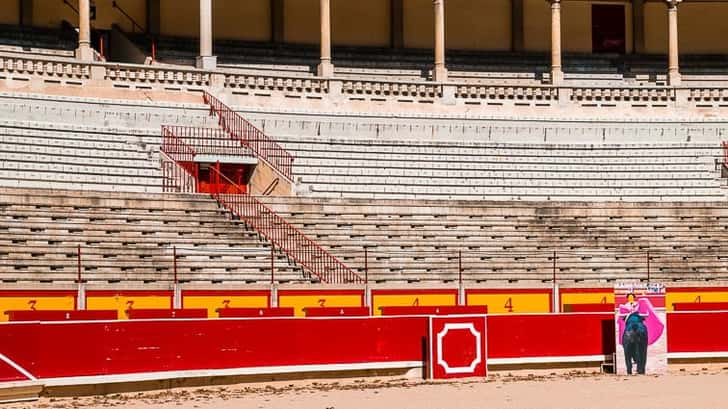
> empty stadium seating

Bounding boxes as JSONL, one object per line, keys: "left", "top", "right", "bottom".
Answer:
{"left": 262, "top": 196, "right": 728, "bottom": 283}
{"left": 0, "top": 188, "right": 306, "bottom": 284}
{"left": 131, "top": 35, "right": 728, "bottom": 81}
{"left": 1, "top": 91, "right": 727, "bottom": 284}
{"left": 0, "top": 23, "right": 76, "bottom": 58}
{"left": 280, "top": 136, "right": 725, "bottom": 201}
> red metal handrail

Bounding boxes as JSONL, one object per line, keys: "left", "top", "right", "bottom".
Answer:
{"left": 202, "top": 91, "right": 294, "bottom": 180}
{"left": 162, "top": 125, "right": 255, "bottom": 158}
{"left": 161, "top": 126, "right": 197, "bottom": 161}
{"left": 209, "top": 166, "right": 362, "bottom": 284}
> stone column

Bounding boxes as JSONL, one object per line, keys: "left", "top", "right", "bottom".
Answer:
{"left": 271, "top": 0, "right": 285, "bottom": 43}
{"left": 549, "top": 0, "right": 563, "bottom": 84}
{"left": 147, "top": 0, "right": 161, "bottom": 36}
{"left": 317, "top": 0, "right": 334, "bottom": 77}
{"left": 197, "top": 0, "right": 217, "bottom": 70}
{"left": 76, "top": 0, "right": 93, "bottom": 60}
{"left": 20, "top": 0, "right": 33, "bottom": 26}
{"left": 667, "top": 0, "right": 681, "bottom": 85}
{"left": 433, "top": 0, "right": 447, "bottom": 82}
{"left": 511, "top": 0, "right": 524, "bottom": 52}
{"left": 391, "top": 0, "right": 404, "bottom": 49}
{"left": 632, "top": 0, "right": 645, "bottom": 54}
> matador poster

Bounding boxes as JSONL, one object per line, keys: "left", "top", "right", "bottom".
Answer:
{"left": 614, "top": 282, "right": 667, "bottom": 375}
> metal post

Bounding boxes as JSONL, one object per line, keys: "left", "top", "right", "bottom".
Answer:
{"left": 647, "top": 250, "right": 651, "bottom": 283}
{"left": 173, "top": 245, "right": 178, "bottom": 284}
{"left": 458, "top": 250, "right": 463, "bottom": 285}
{"left": 552, "top": 250, "right": 557, "bottom": 283}
{"left": 364, "top": 247, "right": 369, "bottom": 285}
{"left": 77, "top": 244, "right": 82, "bottom": 283}
{"left": 271, "top": 242, "right": 275, "bottom": 284}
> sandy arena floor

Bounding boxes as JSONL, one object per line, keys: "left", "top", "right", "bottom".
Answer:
{"left": 9, "top": 368, "right": 728, "bottom": 409}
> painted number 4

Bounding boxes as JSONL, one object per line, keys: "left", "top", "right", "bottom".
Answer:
{"left": 503, "top": 297, "right": 514, "bottom": 313}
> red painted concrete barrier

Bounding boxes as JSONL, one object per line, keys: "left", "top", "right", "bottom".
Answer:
{"left": 126, "top": 309, "right": 208, "bottom": 319}
{"left": 672, "top": 302, "right": 728, "bottom": 311}
{"left": 2, "top": 311, "right": 724, "bottom": 385}
{"left": 668, "top": 312, "right": 728, "bottom": 354}
{"left": 304, "top": 307, "right": 370, "bottom": 317}
{"left": 380, "top": 305, "right": 488, "bottom": 316}
{"left": 487, "top": 313, "right": 615, "bottom": 360}
{"left": 217, "top": 307, "right": 295, "bottom": 318}
{"left": 0, "top": 317, "right": 428, "bottom": 381}
{"left": 562, "top": 303, "right": 614, "bottom": 313}
{"left": 5, "top": 310, "right": 117, "bottom": 322}
{"left": 429, "top": 316, "right": 487, "bottom": 379}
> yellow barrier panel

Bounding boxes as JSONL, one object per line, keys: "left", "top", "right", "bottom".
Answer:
{"left": 87, "top": 293, "right": 172, "bottom": 320}
{"left": 372, "top": 292, "right": 457, "bottom": 316}
{"left": 0, "top": 295, "right": 75, "bottom": 322}
{"left": 279, "top": 292, "right": 364, "bottom": 317}
{"left": 183, "top": 294, "right": 269, "bottom": 318}
{"left": 467, "top": 291, "right": 551, "bottom": 313}
{"left": 666, "top": 290, "right": 728, "bottom": 311}
{"left": 560, "top": 291, "right": 614, "bottom": 311}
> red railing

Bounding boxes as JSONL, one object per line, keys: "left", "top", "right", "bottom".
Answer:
{"left": 160, "top": 127, "right": 198, "bottom": 193}
{"left": 209, "top": 166, "right": 363, "bottom": 284}
{"left": 161, "top": 153, "right": 196, "bottom": 193}
{"left": 162, "top": 125, "right": 254, "bottom": 157}
{"left": 161, "top": 126, "right": 197, "bottom": 161}
{"left": 203, "top": 91, "right": 294, "bottom": 180}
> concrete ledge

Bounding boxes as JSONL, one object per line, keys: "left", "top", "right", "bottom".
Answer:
{"left": 0, "top": 381, "right": 43, "bottom": 404}
{"left": 41, "top": 361, "right": 422, "bottom": 397}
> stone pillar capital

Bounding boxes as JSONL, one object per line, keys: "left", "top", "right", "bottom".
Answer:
{"left": 666, "top": 0, "right": 681, "bottom": 8}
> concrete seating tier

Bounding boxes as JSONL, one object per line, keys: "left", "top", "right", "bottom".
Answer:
{"left": 0, "top": 188, "right": 306, "bottom": 283}
{"left": 0, "top": 92, "right": 213, "bottom": 131}
{"left": 278, "top": 136, "right": 725, "bottom": 201}
{"left": 260, "top": 196, "right": 728, "bottom": 283}
{"left": 0, "top": 121, "right": 163, "bottom": 192}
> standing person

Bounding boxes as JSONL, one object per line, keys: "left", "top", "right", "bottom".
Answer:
{"left": 619, "top": 293, "right": 648, "bottom": 374}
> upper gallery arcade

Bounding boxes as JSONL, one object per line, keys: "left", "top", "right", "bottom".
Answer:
{"left": 4, "top": 0, "right": 725, "bottom": 84}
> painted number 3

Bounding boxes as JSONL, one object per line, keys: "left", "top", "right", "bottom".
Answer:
{"left": 27, "top": 299, "right": 37, "bottom": 311}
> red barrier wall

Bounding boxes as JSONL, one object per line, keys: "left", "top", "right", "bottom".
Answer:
{"left": 562, "top": 304, "right": 614, "bottom": 313}
{"left": 4, "top": 311, "right": 727, "bottom": 384}
{"left": 127, "top": 309, "right": 208, "bottom": 319}
{"left": 0, "top": 356, "right": 30, "bottom": 382}
{"left": 217, "top": 307, "right": 295, "bottom": 318}
{"left": 667, "top": 312, "right": 728, "bottom": 353}
{"left": 672, "top": 303, "right": 728, "bottom": 311}
{"left": 487, "top": 313, "right": 615, "bottom": 359}
{"left": 0, "top": 317, "right": 428, "bottom": 381}
{"left": 380, "top": 306, "right": 488, "bottom": 316}
{"left": 304, "top": 307, "right": 371, "bottom": 317}
{"left": 5, "top": 310, "right": 117, "bottom": 322}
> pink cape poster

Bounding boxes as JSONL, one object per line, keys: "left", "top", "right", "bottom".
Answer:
{"left": 614, "top": 282, "right": 667, "bottom": 375}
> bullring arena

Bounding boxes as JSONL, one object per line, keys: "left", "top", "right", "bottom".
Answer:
{"left": 3, "top": 0, "right": 728, "bottom": 407}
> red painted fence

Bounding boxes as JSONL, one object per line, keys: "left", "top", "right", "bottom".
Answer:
{"left": 0, "top": 317, "right": 427, "bottom": 380}
{"left": 487, "top": 314, "right": 615, "bottom": 360}
{"left": 2, "top": 312, "right": 727, "bottom": 383}
{"left": 5, "top": 310, "right": 117, "bottom": 322}
{"left": 668, "top": 311, "right": 728, "bottom": 354}
{"left": 203, "top": 91, "right": 294, "bottom": 180}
